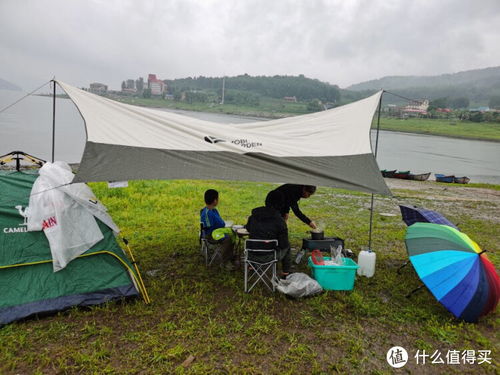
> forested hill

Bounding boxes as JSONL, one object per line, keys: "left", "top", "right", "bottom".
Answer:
{"left": 0, "top": 78, "right": 22, "bottom": 91}
{"left": 346, "top": 66, "right": 500, "bottom": 105}
{"left": 165, "top": 74, "right": 340, "bottom": 102}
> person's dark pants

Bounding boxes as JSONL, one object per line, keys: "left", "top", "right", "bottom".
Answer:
{"left": 249, "top": 247, "right": 291, "bottom": 273}
{"left": 220, "top": 237, "right": 234, "bottom": 262}
{"left": 278, "top": 247, "right": 291, "bottom": 273}
{"left": 208, "top": 234, "right": 234, "bottom": 263}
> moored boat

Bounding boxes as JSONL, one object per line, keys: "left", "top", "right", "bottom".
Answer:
{"left": 381, "top": 169, "right": 397, "bottom": 178}
{"left": 409, "top": 172, "right": 431, "bottom": 181}
{"left": 394, "top": 170, "right": 411, "bottom": 179}
{"left": 435, "top": 174, "right": 455, "bottom": 183}
{"left": 454, "top": 176, "right": 470, "bottom": 184}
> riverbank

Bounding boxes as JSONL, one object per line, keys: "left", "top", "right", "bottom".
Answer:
{"left": 1, "top": 178, "right": 498, "bottom": 374}
{"left": 115, "top": 96, "right": 500, "bottom": 142}
{"left": 376, "top": 117, "right": 500, "bottom": 142}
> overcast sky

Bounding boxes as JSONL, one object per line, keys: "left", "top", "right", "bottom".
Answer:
{"left": 1, "top": 0, "right": 499, "bottom": 91}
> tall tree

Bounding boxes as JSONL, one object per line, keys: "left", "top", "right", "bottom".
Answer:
{"left": 489, "top": 95, "right": 500, "bottom": 109}
{"left": 449, "top": 97, "right": 470, "bottom": 109}
{"left": 142, "top": 88, "right": 151, "bottom": 98}
{"left": 135, "top": 77, "right": 144, "bottom": 92}
{"left": 428, "top": 97, "right": 448, "bottom": 110}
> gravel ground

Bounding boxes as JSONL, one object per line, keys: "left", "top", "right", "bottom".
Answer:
{"left": 385, "top": 178, "right": 500, "bottom": 224}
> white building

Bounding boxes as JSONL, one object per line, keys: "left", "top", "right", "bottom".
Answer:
{"left": 89, "top": 82, "right": 108, "bottom": 95}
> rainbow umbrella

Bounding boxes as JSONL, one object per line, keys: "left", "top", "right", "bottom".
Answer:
{"left": 405, "top": 223, "right": 499, "bottom": 322}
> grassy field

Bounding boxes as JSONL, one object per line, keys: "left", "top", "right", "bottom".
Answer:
{"left": 116, "top": 96, "right": 309, "bottom": 119}
{"left": 375, "top": 117, "right": 500, "bottom": 142}
{"left": 1, "top": 179, "right": 498, "bottom": 374}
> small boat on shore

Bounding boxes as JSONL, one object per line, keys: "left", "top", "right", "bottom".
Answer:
{"left": 435, "top": 174, "right": 455, "bottom": 183}
{"left": 381, "top": 169, "right": 397, "bottom": 178}
{"left": 409, "top": 172, "right": 431, "bottom": 181}
{"left": 454, "top": 176, "right": 471, "bottom": 184}
{"left": 381, "top": 170, "right": 431, "bottom": 181}
{"left": 393, "top": 170, "right": 411, "bottom": 179}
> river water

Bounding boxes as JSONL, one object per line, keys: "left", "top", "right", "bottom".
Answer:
{"left": 1, "top": 89, "right": 499, "bottom": 183}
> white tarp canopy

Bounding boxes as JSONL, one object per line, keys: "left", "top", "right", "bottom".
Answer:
{"left": 57, "top": 81, "right": 391, "bottom": 195}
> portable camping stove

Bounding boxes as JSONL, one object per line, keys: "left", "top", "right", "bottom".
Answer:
{"left": 300, "top": 237, "right": 354, "bottom": 259}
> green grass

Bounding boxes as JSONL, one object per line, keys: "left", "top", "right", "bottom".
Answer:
{"left": 1, "top": 179, "right": 498, "bottom": 374}
{"left": 376, "top": 117, "right": 500, "bottom": 142}
{"left": 116, "top": 96, "right": 309, "bottom": 119}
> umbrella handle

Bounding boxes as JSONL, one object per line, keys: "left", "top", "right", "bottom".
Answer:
{"left": 396, "top": 260, "right": 410, "bottom": 274}
{"left": 406, "top": 284, "right": 425, "bottom": 298}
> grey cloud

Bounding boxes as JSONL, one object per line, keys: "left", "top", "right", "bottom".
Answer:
{"left": 1, "top": 0, "right": 499, "bottom": 90}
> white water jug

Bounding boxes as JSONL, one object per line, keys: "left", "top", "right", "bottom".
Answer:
{"left": 357, "top": 250, "right": 376, "bottom": 277}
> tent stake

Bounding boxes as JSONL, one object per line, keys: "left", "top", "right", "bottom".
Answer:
{"left": 368, "top": 91, "right": 383, "bottom": 250}
{"left": 51, "top": 79, "right": 56, "bottom": 163}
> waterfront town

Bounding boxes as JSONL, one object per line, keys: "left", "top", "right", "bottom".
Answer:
{"left": 86, "top": 73, "right": 499, "bottom": 119}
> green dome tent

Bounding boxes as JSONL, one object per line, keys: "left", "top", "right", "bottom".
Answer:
{"left": 0, "top": 170, "right": 144, "bottom": 325}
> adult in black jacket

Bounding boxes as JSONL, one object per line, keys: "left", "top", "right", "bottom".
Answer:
{"left": 246, "top": 190, "right": 291, "bottom": 274}
{"left": 273, "top": 184, "right": 317, "bottom": 229}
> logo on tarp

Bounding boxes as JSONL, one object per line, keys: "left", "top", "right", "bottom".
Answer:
{"left": 204, "top": 135, "right": 263, "bottom": 149}
{"left": 204, "top": 136, "right": 226, "bottom": 144}
{"left": 15, "top": 205, "right": 29, "bottom": 226}
{"left": 3, "top": 205, "right": 29, "bottom": 234}
{"left": 231, "top": 139, "right": 263, "bottom": 149}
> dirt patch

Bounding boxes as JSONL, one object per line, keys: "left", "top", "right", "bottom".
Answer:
{"left": 385, "top": 179, "right": 500, "bottom": 224}
{"left": 387, "top": 179, "right": 500, "bottom": 202}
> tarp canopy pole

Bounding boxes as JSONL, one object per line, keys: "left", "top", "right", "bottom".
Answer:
{"left": 366, "top": 90, "right": 425, "bottom": 250}
{"left": 51, "top": 79, "right": 56, "bottom": 163}
{"left": 368, "top": 91, "right": 384, "bottom": 250}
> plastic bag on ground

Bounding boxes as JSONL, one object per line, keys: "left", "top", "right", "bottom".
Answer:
{"left": 275, "top": 272, "right": 323, "bottom": 298}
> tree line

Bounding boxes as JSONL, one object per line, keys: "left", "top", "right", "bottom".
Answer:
{"left": 164, "top": 74, "right": 341, "bottom": 104}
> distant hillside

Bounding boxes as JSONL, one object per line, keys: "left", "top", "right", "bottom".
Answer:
{"left": 165, "top": 74, "right": 340, "bottom": 103}
{"left": 346, "top": 66, "right": 500, "bottom": 105}
{"left": 0, "top": 78, "right": 21, "bottom": 91}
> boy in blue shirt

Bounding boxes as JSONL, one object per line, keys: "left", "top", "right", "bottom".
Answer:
{"left": 200, "top": 189, "right": 235, "bottom": 270}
